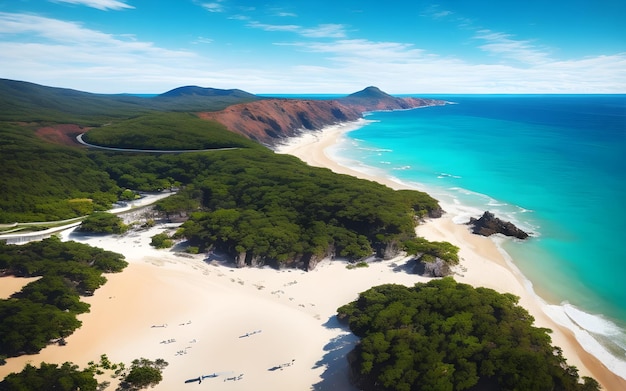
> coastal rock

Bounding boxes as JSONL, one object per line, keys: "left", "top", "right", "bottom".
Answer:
{"left": 426, "top": 206, "right": 444, "bottom": 219}
{"left": 468, "top": 211, "right": 529, "bottom": 239}
{"left": 197, "top": 86, "right": 445, "bottom": 146}
{"left": 411, "top": 256, "right": 453, "bottom": 277}
{"left": 377, "top": 240, "right": 402, "bottom": 260}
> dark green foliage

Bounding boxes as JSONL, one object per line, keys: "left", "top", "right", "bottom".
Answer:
{"left": 0, "top": 300, "right": 82, "bottom": 356}
{"left": 118, "top": 358, "right": 168, "bottom": 390}
{"left": 0, "top": 362, "right": 98, "bottom": 391}
{"left": 150, "top": 233, "right": 173, "bottom": 248}
{"left": 0, "top": 123, "right": 119, "bottom": 223}
{"left": 78, "top": 212, "right": 128, "bottom": 234}
{"left": 169, "top": 149, "right": 440, "bottom": 266}
{"left": 0, "top": 354, "right": 168, "bottom": 391}
{"left": 0, "top": 78, "right": 260, "bottom": 124}
{"left": 337, "top": 278, "right": 600, "bottom": 391}
{"left": 404, "top": 237, "right": 460, "bottom": 265}
{"left": 0, "top": 238, "right": 127, "bottom": 356}
{"left": 82, "top": 112, "right": 258, "bottom": 150}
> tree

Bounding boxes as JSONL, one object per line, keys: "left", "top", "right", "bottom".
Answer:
{"left": 118, "top": 358, "right": 168, "bottom": 390}
{"left": 79, "top": 212, "right": 128, "bottom": 234}
{"left": 337, "top": 278, "right": 600, "bottom": 391}
{"left": 0, "top": 362, "right": 98, "bottom": 391}
{"left": 150, "top": 233, "right": 173, "bottom": 249}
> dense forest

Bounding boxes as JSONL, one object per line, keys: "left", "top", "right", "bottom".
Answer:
{"left": 0, "top": 238, "right": 127, "bottom": 357}
{"left": 82, "top": 112, "right": 258, "bottom": 150}
{"left": 337, "top": 278, "right": 600, "bottom": 391}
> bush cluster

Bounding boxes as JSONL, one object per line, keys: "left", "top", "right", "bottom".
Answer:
{"left": 338, "top": 278, "right": 600, "bottom": 391}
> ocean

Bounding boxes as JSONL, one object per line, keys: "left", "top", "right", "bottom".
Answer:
{"left": 325, "top": 95, "right": 626, "bottom": 375}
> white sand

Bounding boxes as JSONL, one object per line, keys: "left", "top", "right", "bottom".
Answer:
{"left": 275, "top": 122, "right": 626, "bottom": 390}
{"left": 1, "top": 123, "right": 625, "bottom": 390}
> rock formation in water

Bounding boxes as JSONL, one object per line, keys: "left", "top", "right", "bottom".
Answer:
{"left": 468, "top": 211, "right": 529, "bottom": 239}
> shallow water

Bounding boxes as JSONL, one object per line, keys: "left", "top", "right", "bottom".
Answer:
{"left": 328, "top": 95, "right": 626, "bottom": 373}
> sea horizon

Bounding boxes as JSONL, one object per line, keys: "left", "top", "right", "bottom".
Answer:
{"left": 315, "top": 94, "right": 626, "bottom": 378}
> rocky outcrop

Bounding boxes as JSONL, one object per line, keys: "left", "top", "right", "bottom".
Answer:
{"left": 198, "top": 86, "right": 445, "bottom": 146}
{"left": 468, "top": 211, "right": 529, "bottom": 239}
{"left": 416, "top": 257, "right": 452, "bottom": 277}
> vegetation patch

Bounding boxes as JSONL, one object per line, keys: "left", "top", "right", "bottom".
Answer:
{"left": 0, "top": 354, "right": 168, "bottom": 391}
{"left": 78, "top": 212, "right": 128, "bottom": 234}
{"left": 82, "top": 112, "right": 257, "bottom": 150}
{"left": 337, "top": 278, "right": 599, "bottom": 391}
{"left": 0, "top": 237, "right": 127, "bottom": 357}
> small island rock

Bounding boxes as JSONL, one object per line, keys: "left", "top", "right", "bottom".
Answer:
{"left": 468, "top": 211, "right": 529, "bottom": 239}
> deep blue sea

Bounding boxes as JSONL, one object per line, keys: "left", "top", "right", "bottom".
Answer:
{"left": 325, "top": 95, "right": 626, "bottom": 373}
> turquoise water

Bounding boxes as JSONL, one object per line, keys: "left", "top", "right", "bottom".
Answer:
{"left": 328, "top": 95, "right": 626, "bottom": 370}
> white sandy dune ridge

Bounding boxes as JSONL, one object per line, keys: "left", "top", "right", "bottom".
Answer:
{"left": 0, "top": 123, "right": 624, "bottom": 390}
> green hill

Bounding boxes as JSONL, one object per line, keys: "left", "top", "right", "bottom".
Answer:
{"left": 0, "top": 79, "right": 262, "bottom": 123}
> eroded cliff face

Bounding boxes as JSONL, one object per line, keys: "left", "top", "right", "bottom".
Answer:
{"left": 197, "top": 88, "right": 445, "bottom": 146}
{"left": 197, "top": 99, "right": 363, "bottom": 145}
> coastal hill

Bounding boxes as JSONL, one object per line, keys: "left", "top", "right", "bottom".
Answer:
{"left": 198, "top": 86, "right": 444, "bottom": 145}
{"left": 0, "top": 78, "right": 262, "bottom": 123}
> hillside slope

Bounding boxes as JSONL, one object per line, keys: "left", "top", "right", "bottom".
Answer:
{"left": 199, "top": 87, "right": 445, "bottom": 145}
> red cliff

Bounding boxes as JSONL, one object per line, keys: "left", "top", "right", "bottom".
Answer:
{"left": 198, "top": 87, "right": 445, "bottom": 146}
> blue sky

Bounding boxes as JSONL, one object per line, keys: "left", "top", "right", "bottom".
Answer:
{"left": 1, "top": 0, "right": 624, "bottom": 93}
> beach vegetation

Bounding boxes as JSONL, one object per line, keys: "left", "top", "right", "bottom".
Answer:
{"left": 347, "top": 261, "right": 370, "bottom": 269}
{"left": 337, "top": 278, "right": 600, "bottom": 391}
{"left": 0, "top": 362, "right": 98, "bottom": 391}
{"left": 0, "top": 238, "right": 127, "bottom": 357}
{"left": 150, "top": 232, "right": 173, "bottom": 248}
{"left": 404, "top": 237, "right": 459, "bottom": 265}
{"left": 0, "top": 354, "right": 168, "bottom": 391}
{"left": 78, "top": 212, "right": 128, "bottom": 234}
{"left": 118, "top": 358, "right": 168, "bottom": 390}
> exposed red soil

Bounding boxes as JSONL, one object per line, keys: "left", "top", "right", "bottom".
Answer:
{"left": 35, "top": 124, "right": 87, "bottom": 147}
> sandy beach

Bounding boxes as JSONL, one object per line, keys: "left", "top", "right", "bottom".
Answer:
{"left": 1, "top": 123, "right": 625, "bottom": 390}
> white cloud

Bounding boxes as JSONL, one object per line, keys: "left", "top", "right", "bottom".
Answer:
{"left": 53, "top": 0, "right": 134, "bottom": 11}
{"left": 201, "top": 2, "right": 225, "bottom": 13}
{"left": 301, "top": 24, "right": 347, "bottom": 38}
{"left": 246, "top": 21, "right": 301, "bottom": 33}
{"left": 1, "top": 12, "right": 624, "bottom": 94}
{"left": 475, "top": 29, "right": 552, "bottom": 65}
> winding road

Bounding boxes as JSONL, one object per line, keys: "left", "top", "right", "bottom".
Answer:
{"left": 76, "top": 134, "right": 239, "bottom": 153}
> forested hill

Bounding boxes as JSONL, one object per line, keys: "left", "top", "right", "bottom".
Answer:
{"left": 0, "top": 79, "right": 262, "bottom": 123}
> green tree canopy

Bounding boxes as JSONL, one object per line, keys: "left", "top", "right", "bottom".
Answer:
{"left": 78, "top": 212, "right": 128, "bottom": 234}
{"left": 337, "top": 278, "right": 600, "bottom": 391}
{"left": 0, "top": 362, "right": 97, "bottom": 391}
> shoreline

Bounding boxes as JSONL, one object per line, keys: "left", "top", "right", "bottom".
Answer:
{"left": 275, "top": 121, "right": 626, "bottom": 390}
{"left": 1, "top": 121, "right": 624, "bottom": 390}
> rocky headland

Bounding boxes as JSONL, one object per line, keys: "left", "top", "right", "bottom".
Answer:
{"left": 198, "top": 86, "right": 445, "bottom": 146}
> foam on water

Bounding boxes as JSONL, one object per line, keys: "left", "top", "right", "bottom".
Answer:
{"left": 322, "top": 95, "right": 626, "bottom": 380}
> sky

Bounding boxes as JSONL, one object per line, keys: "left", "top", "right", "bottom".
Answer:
{"left": 1, "top": 0, "right": 625, "bottom": 94}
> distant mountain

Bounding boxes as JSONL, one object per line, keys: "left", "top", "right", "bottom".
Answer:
{"left": 338, "top": 85, "right": 438, "bottom": 112}
{"left": 343, "top": 86, "right": 393, "bottom": 100}
{"left": 0, "top": 79, "right": 261, "bottom": 123}
{"left": 153, "top": 85, "right": 260, "bottom": 111}
{"left": 0, "top": 79, "right": 152, "bottom": 123}
{"left": 159, "top": 85, "right": 257, "bottom": 99}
